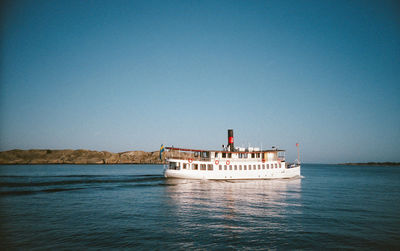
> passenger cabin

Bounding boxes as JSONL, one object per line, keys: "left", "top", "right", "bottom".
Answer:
{"left": 165, "top": 147, "right": 286, "bottom": 171}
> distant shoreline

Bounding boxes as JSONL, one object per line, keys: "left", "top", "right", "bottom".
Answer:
{"left": 1, "top": 149, "right": 399, "bottom": 166}
{"left": 339, "top": 162, "right": 400, "bottom": 166}
{"left": 0, "top": 149, "right": 167, "bottom": 165}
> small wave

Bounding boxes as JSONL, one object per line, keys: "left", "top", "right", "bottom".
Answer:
{"left": 119, "top": 182, "right": 178, "bottom": 188}
{"left": 0, "top": 175, "right": 164, "bottom": 187}
{"left": 0, "top": 187, "right": 85, "bottom": 196}
{"left": 0, "top": 174, "right": 161, "bottom": 178}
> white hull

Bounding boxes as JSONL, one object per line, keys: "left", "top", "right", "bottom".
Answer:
{"left": 164, "top": 162, "right": 300, "bottom": 180}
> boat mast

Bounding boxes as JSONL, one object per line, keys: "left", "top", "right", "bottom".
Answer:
{"left": 296, "top": 143, "right": 300, "bottom": 164}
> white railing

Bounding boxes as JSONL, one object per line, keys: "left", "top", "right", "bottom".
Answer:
{"left": 168, "top": 157, "right": 285, "bottom": 163}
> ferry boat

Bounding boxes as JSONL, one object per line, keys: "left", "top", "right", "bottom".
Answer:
{"left": 163, "top": 130, "right": 301, "bottom": 180}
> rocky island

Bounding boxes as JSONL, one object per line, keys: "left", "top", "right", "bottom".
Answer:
{"left": 0, "top": 149, "right": 171, "bottom": 165}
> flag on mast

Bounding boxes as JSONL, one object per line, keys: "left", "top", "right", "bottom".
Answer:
{"left": 159, "top": 144, "right": 165, "bottom": 160}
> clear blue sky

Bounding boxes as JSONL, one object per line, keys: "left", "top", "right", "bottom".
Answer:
{"left": 1, "top": 0, "right": 399, "bottom": 163}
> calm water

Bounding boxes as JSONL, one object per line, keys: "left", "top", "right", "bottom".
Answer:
{"left": 1, "top": 164, "right": 399, "bottom": 250}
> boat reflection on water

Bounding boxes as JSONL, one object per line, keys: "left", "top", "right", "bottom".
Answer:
{"left": 163, "top": 178, "right": 302, "bottom": 238}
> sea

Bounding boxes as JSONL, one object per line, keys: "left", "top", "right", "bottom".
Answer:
{"left": 0, "top": 164, "right": 399, "bottom": 250}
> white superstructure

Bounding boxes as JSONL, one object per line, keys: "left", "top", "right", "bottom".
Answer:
{"left": 163, "top": 130, "right": 300, "bottom": 180}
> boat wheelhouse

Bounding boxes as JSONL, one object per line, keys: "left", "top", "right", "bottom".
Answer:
{"left": 163, "top": 130, "right": 300, "bottom": 180}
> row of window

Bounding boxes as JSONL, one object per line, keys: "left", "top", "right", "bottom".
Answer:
{"left": 219, "top": 163, "right": 280, "bottom": 171}
{"left": 218, "top": 153, "right": 262, "bottom": 159}
{"left": 169, "top": 162, "right": 281, "bottom": 171}
{"left": 175, "top": 163, "right": 214, "bottom": 170}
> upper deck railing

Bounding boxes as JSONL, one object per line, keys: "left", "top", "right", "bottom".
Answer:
{"left": 165, "top": 146, "right": 286, "bottom": 162}
{"left": 166, "top": 155, "right": 286, "bottom": 162}
{"left": 165, "top": 147, "right": 285, "bottom": 154}
{"left": 167, "top": 156, "right": 211, "bottom": 161}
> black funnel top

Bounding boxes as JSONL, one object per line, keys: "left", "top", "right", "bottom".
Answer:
{"left": 228, "top": 129, "right": 234, "bottom": 151}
